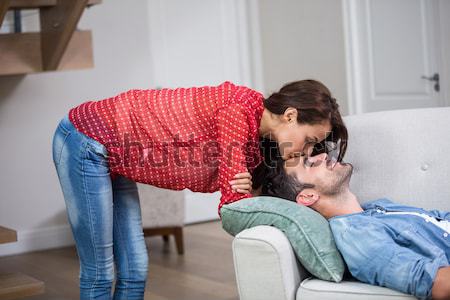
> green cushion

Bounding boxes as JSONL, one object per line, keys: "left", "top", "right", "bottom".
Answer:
{"left": 220, "top": 196, "right": 345, "bottom": 282}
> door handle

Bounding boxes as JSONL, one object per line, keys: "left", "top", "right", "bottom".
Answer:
{"left": 421, "top": 73, "right": 440, "bottom": 92}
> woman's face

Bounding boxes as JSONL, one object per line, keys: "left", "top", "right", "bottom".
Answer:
{"left": 275, "top": 118, "right": 332, "bottom": 160}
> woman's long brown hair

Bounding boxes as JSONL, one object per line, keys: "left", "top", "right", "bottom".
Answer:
{"left": 252, "top": 79, "right": 348, "bottom": 191}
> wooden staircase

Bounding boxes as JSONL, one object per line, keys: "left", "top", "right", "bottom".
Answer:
{"left": 0, "top": 0, "right": 101, "bottom": 76}
{"left": 0, "top": 226, "right": 45, "bottom": 300}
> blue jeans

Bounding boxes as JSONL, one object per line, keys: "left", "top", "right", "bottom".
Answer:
{"left": 52, "top": 113, "right": 149, "bottom": 300}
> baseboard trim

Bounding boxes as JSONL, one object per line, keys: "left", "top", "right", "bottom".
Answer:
{"left": 0, "top": 218, "right": 221, "bottom": 257}
{"left": 0, "top": 224, "right": 75, "bottom": 257}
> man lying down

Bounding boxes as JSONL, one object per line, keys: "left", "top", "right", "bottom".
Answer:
{"left": 262, "top": 152, "right": 450, "bottom": 300}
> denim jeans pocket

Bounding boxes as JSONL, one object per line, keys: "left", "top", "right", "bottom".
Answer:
{"left": 85, "top": 139, "right": 110, "bottom": 167}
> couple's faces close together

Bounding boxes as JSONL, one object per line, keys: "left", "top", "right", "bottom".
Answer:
{"left": 274, "top": 109, "right": 332, "bottom": 160}
{"left": 281, "top": 116, "right": 353, "bottom": 197}
{"left": 269, "top": 108, "right": 352, "bottom": 198}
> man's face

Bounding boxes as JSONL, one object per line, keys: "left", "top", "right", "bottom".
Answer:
{"left": 284, "top": 153, "right": 353, "bottom": 196}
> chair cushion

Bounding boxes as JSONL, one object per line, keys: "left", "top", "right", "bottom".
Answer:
{"left": 297, "top": 278, "right": 416, "bottom": 300}
{"left": 137, "top": 183, "right": 185, "bottom": 227}
{"left": 221, "top": 196, "right": 345, "bottom": 282}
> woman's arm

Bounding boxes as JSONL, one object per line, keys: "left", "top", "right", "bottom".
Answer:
{"left": 216, "top": 103, "right": 253, "bottom": 208}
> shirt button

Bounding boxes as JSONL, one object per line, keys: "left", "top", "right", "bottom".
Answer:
{"left": 444, "top": 233, "right": 448, "bottom": 238}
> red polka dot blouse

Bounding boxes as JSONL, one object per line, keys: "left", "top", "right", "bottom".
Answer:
{"left": 68, "top": 81, "right": 264, "bottom": 216}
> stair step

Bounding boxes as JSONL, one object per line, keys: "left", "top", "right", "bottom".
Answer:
{"left": 10, "top": 0, "right": 56, "bottom": 9}
{"left": 9, "top": 0, "right": 100, "bottom": 9}
{"left": 0, "top": 273, "right": 45, "bottom": 300}
{"left": 0, "top": 227, "right": 17, "bottom": 245}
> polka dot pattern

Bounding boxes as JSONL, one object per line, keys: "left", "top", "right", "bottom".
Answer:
{"left": 68, "top": 81, "right": 264, "bottom": 216}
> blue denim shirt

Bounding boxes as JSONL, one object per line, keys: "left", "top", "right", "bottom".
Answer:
{"left": 329, "top": 198, "right": 450, "bottom": 299}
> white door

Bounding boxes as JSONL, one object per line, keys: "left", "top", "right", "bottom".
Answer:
{"left": 345, "top": 0, "right": 446, "bottom": 113}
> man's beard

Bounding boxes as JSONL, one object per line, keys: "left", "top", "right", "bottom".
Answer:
{"left": 318, "top": 163, "right": 353, "bottom": 196}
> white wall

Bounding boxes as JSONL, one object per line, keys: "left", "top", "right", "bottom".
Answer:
{"left": 0, "top": 0, "right": 255, "bottom": 255}
{"left": 147, "top": 0, "right": 254, "bottom": 224}
{"left": 0, "top": 0, "right": 155, "bottom": 256}
{"left": 257, "top": 0, "right": 349, "bottom": 115}
{"left": 0, "top": 0, "right": 352, "bottom": 256}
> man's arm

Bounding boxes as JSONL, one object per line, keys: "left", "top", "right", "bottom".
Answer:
{"left": 432, "top": 266, "right": 450, "bottom": 300}
{"left": 332, "top": 222, "right": 448, "bottom": 299}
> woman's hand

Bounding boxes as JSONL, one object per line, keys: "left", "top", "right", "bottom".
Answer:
{"left": 229, "top": 172, "right": 253, "bottom": 194}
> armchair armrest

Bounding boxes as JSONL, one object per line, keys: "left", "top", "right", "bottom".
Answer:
{"left": 232, "top": 225, "right": 310, "bottom": 300}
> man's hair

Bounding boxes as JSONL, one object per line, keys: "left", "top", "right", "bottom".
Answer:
{"left": 261, "top": 157, "right": 314, "bottom": 202}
